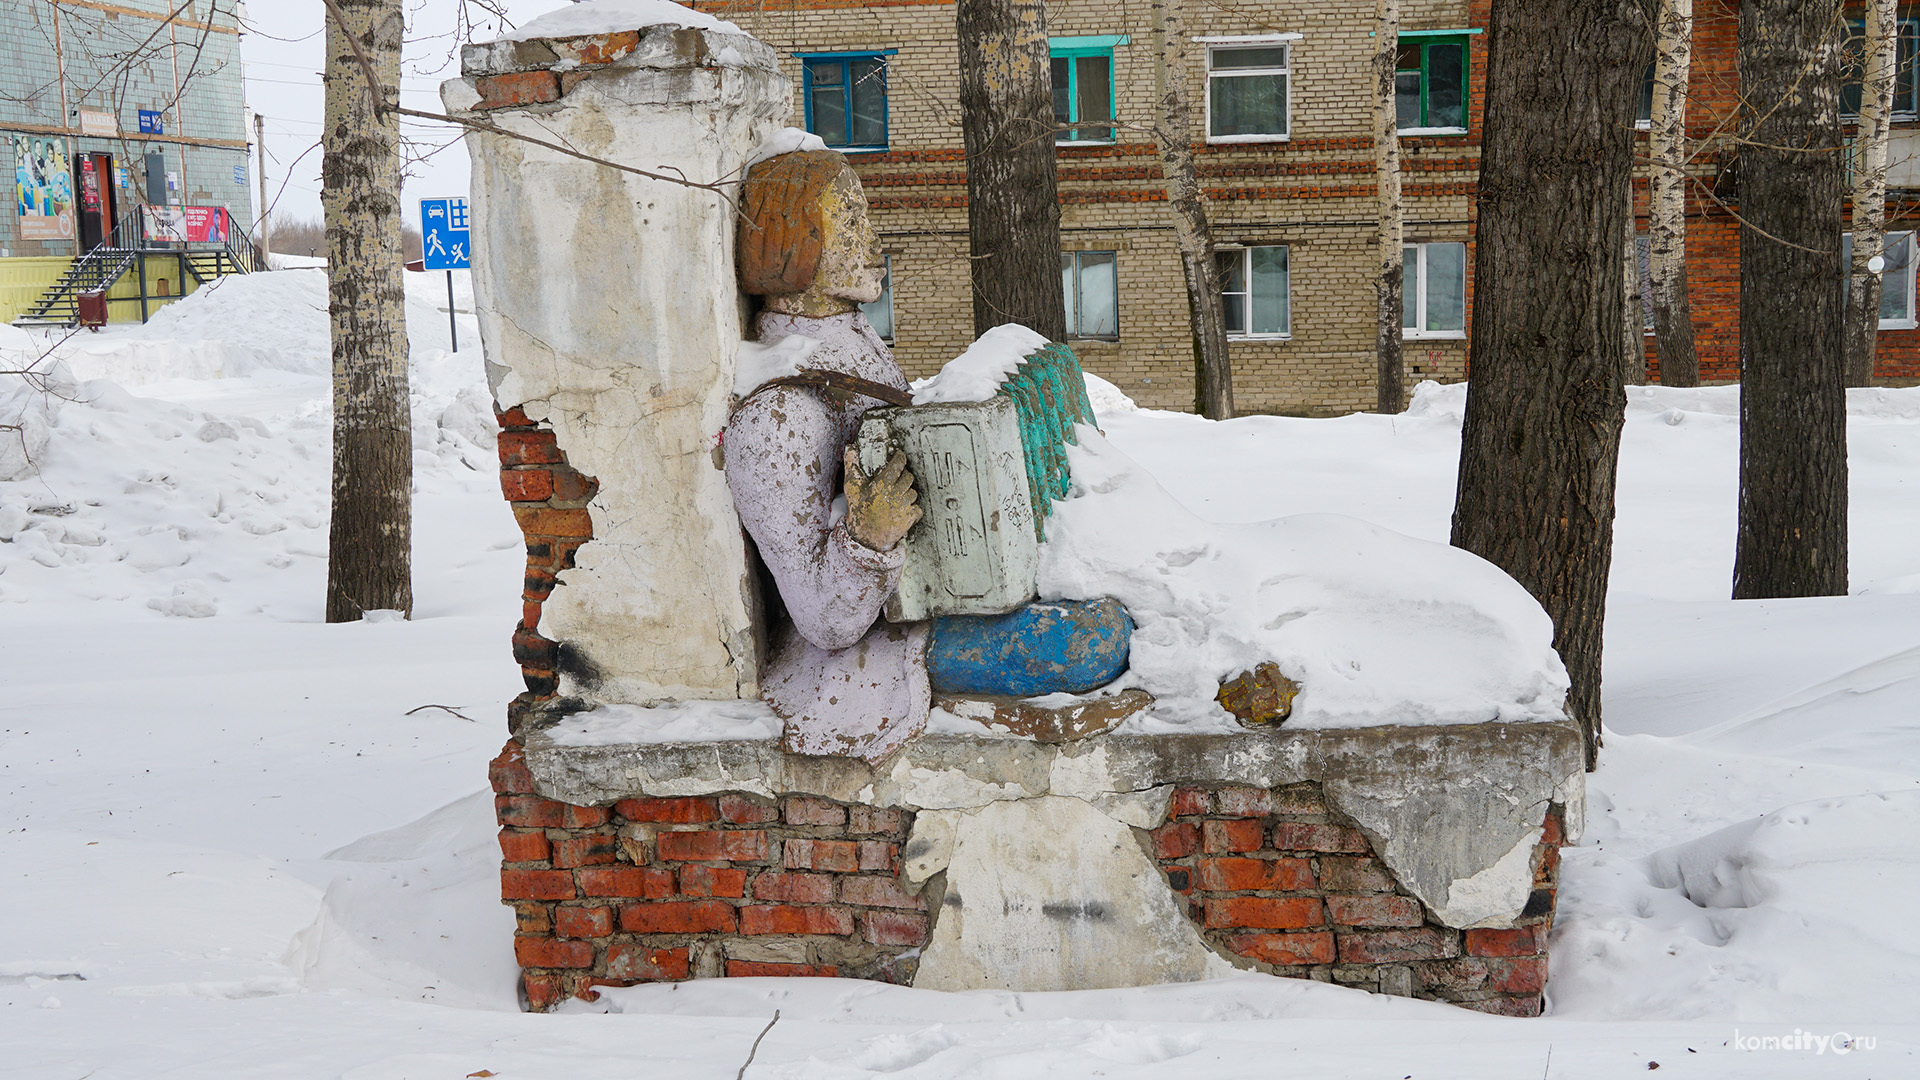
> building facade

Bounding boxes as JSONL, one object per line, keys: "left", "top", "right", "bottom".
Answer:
{"left": 2, "top": 0, "right": 251, "bottom": 321}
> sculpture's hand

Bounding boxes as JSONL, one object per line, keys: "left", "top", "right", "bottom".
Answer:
{"left": 844, "top": 446, "right": 923, "bottom": 552}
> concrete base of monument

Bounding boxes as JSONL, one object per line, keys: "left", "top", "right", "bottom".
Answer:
{"left": 495, "top": 720, "right": 1582, "bottom": 1010}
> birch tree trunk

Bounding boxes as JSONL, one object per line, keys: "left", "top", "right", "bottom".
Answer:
{"left": 1732, "top": 0, "right": 1848, "bottom": 599}
{"left": 323, "top": 0, "right": 412, "bottom": 622}
{"left": 957, "top": 0, "right": 1067, "bottom": 342}
{"left": 1450, "top": 0, "right": 1644, "bottom": 769}
{"left": 1846, "top": 0, "right": 1897, "bottom": 387}
{"left": 1374, "top": 0, "right": 1406, "bottom": 413}
{"left": 1148, "top": 0, "right": 1233, "bottom": 419}
{"left": 1649, "top": 0, "right": 1699, "bottom": 385}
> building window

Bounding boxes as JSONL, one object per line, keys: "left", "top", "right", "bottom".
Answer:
{"left": 860, "top": 256, "right": 895, "bottom": 340}
{"left": 1061, "top": 251, "right": 1118, "bottom": 339}
{"left": 1636, "top": 60, "right": 1655, "bottom": 128}
{"left": 801, "top": 53, "right": 890, "bottom": 151}
{"left": 1841, "top": 231, "right": 1918, "bottom": 328}
{"left": 1402, "top": 241, "right": 1466, "bottom": 338}
{"left": 1052, "top": 36, "right": 1124, "bottom": 143}
{"left": 1204, "top": 38, "right": 1293, "bottom": 142}
{"left": 1396, "top": 34, "right": 1469, "bottom": 133}
{"left": 1215, "top": 245, "right": 1290, "bottom": 338}
{"left": 1842, "top": 20, "right": 1920, "bottom": 121}
{"left": 1635, "top": 235, "right": 1655, "bottom": 332}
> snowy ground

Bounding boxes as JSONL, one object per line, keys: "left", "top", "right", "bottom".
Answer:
{"left": 1, "top": 273, "right": 1916, "bottom": 1077}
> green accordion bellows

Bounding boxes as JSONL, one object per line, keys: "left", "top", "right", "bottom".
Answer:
{"left": 995, "top": 342, "right": 1098, "bottom": 541}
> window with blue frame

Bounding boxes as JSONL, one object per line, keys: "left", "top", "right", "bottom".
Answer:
{"left": 1842, "top": 20, "right": 1920, "bottom": 121}
{"left": 801, "top": 52, "right": 892, "bottom": 150}
{"left": 1052, "top": 36, "right": 1125, "bottom": 143}
{"left": 1395, "top": 32, "right": 1473, "bottom": 134}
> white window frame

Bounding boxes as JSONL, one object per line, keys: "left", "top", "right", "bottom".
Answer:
{"left": 859, "top": 254, "right": 894, "bottom": 340}
{"left": 1062, "top": 250, "right": 1120, "bottom": 340}
{"left": 1217, "top": 244, "right": 1292, "bottom": 340}
{"left": 1402, "top": 241, "right": 1468, "bottom": 340}
{"left": 1842, "top": 230, "right": 1919, "bottom": 330}
{"left": 1199, "top": 33, "right": 1301, "bottom": 145}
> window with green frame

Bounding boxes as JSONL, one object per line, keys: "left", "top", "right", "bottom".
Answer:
{"left": 1051, "top": 36, "right": 1125, "bottom": 143}
{"left": 1395, "top": 33, "right": 1472, "bottom": 133}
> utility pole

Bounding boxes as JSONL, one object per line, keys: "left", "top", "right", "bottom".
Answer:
{"left": 254, "top": 112, "right": 271, "bottom": 262}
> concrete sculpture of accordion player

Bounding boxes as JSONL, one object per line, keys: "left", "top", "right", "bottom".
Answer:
{"left": 725, "top": 148, "right": 1144, "bottom": 763}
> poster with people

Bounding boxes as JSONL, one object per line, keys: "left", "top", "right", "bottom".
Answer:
{"left": 142, "top": 205, "right": 231, "bottom": 244}
{"left": 14, "top": 135, "right": 75, "bottom": 242}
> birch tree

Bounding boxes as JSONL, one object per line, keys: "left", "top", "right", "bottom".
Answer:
{"left": 322, "top": 0, "right": 412, "bottom": 622}
{"left": 1846, "top": 0, "right": 1899, "bottom": 387}
{"left": 957, "top": 0, "right": 1068, "bottom": 342}
{"left": 1648, "top": 0, "right": 1699, "bottom": 385}
{"left": 1147, "top": 0, "right": 1233, "bottom": 419}
{"left": 1732, "top": 0, "right": 1848, "bottom": 599}
{"left": 1373, "top": 0, "right": 1406, "bottom": 413}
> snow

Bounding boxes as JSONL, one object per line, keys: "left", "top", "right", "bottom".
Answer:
{"left": 499, "top": 0, "right": 743, "bottom": 41}
{"left": 747, "top": 127, "right": 830, "bottom": 169}
{"left": 547, "top": 699, "right": 782, "bottom": 745}
{"left": 4, "top": 276, "right": 1920, "bottom": 1074}
{"left": 910, "top": 322, "right": 1050, "bottom": 404}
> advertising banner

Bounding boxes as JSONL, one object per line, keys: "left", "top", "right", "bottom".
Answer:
{"left": 14, "top": 135, "right": 76, "bottom": 242}
{"left": 142, "top": 205, "right": 231, "bottom": 244}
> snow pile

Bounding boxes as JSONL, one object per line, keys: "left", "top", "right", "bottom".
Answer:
{"left": 731, "top": 333, "right": 817, "bottom": 398}
{"left": 500, "top": 0, "right": 742, "bottom": 40}
{"left": 546, "top": 699, "right": 783, "bottom": 746}
{"left": 746, "top": 127, "right": 828, "bottom": 168}
{"left": 1039, "top": 430, "right": 1569, "bottom": 729}
{"left": 911, "top": 323, "right": 1050, "bottom": 404}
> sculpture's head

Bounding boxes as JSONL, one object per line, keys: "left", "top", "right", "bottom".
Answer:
{"left": 739, "top": 150, "right": 885, "bottom": 317}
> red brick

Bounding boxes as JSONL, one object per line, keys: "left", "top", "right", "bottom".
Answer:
{"left": 550, "top": 466, "right": 596, "bottom": 502}
{"left": 489, "top": 743, "right": 535, "bottom": 794}
{"left": 1318, "top": 857, "right": 1396, "bottom": 893}
{"left": 615, "top": 796, "right": 720, "bottom": 824}
{"left": 847, "top": 805, "right": 907, "bottom": 836}
{"left": 741, "top": 904, "right": 855, "bottom": 936}
{"left": 474, "top": 70, "right": 562, "bottom": 110}
{"left": 1327, "top": 894, "right": 1424, "bottom": 927}
{"left": 1337, "top": 928, "right": 1461, "bottom": 964}
{"left": 725, "top": 960, "right": 840, "bottom": 978}
{"left": 752, "top": 872, "right": 836, "bottom": 903}
{"left": 678, "top": 864, "right": 748, "bottom": 898}
{"left": 1486, "top": 956, "right": 1549, "bottom": 994}
{"left": 839, "top": 876, "right": 926, "bottom": 910}
{"left": 498, "top": 828, "right": 551, "bottom": 863}
{"left": 1196, "top": 856, "right": 1314, "bottom": 893}
{"left": 658, "top": 830, "right": 769, "bottom": 862}
{"left": 1533, "top": 844, "right": 1562, "bottom": 884}
{"left": 718, "top": 795, "right": 781, "bottom": 824}
{"left": 1203, "top": 896, "right": 1324, "bottom": 930}
{"left": 502, "top": 868, "right": 576, "bottom": 901}
{"left": 513, "top": 903, "right": 552, "bottom": 934}
{"left": 1203, "top": 819, "right": 1266, "bottom": 853}
{"left": 1170, "top": 787, "right": 1211, "bottom": 816}
{"left": 514, "top": 936, "right": 594, "bottom": 969}
{"left": 1540, "top": 813, "right": 1565, "bottom": 846}
{"left": 1270, "top": 822, "right": 1370, "bottom": 853}
{"left": 605, "top": 944, "right": 689, "bottom": 981}
{"left": 1215, "top": 786, "right": 1272, "bottom": 817}
{"left": 555, "top": 905, "right": 614, "bottom": 938}
{"left": 619, "top": 900, "right": 738, "bottom": 934}
{"left": 514, "top": 506, "right": 594, "bottom": 539}
{"left": 1151, "top": 822, "right": 1201, "bottom": 859}
{"left": 783, "top": 838, "right": 859, "bottom": 872}
{"left": 1225, "top": 930, "right": 1336, "bottom": 966}
{"left": 497, "top": 794, "right": 566, "bottom": 828}
{"left": 496, "top": 405, "right": 534, "bottom": 429}
{"left": 784, "top": 795, "right": 847, "bottom": 826}
{"left": 500, "top": 468, "right": 555, "bottom": 502}
{"left": 550, "top": 834, "right": 618, "bottom": 869}
{"left": 523, "top": 566, "right": 556, "bottom": 601}
{"left": 1465, "top": 925, "right": 1546, "bottom": 957}
{"left": 522, "top": 600, "right": 544, "bottom": 628}
{"left": 556, "top": 30, "right": 641, "bottom": 65}
{"left": 1272, "top": 784, "right": 1326, "bottom": 815}
{"left": 511, "top": 625, "right": 557, "bottom": 670}
{"left": 577, "top": 866, "right": 674, "bottom": 899}
{"left": 860, "top": 910, "right": 930, "bottom": 947}
{"left": 857, "top": 841, "right": 896, "bottom": 872}
{"left": 523, "top": 972, "right": 564, "bottom": 1010}
{"left": 497, "top": 429, "right": 562, "bottom": 465}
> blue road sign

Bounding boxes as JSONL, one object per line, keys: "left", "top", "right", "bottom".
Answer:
{"left": 419, "top": 196, "right": 470, "bottom": 271}
{"left": 138, "top": 110, "right": 165, "bottom": 135}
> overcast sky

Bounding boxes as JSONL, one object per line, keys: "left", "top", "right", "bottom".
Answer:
{"left": 239, "top": 0, "right": 576, "bottom": 231}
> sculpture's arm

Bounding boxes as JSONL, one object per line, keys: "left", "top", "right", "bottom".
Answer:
{"left": 726, "top": 386, "right": 903, "bottom": 651}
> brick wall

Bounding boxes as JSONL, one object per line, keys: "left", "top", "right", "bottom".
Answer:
{"left": 494, "top": 739, "right": 1565, "bottom": 1013}
{"left": 495, "top": 407, "right": 599, "bottom": 714}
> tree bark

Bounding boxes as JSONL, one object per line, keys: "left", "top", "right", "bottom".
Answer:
{"left": 1450, "top": 0, "right": 1644, "bottom": 769}
{"left": 1846, "top": 0, "right": 1897, "bottom": 387}
{"left": 957, "top": 0, "right": 1067, "bottom": 342}
{"left": 323, "top": 0, "right": 412, "bottom": 622}
{"left": 1649, "top": 0, "right": 1699, "bottom": 386}
{"left": 1374, "top": 0, "right": 1406, "bottom": 413}
{"left": 1147, "top": 0, "right": 1233, "bottom": 419}
{"left": 1733, "top": 0, "right": 1848, "bottom": 599}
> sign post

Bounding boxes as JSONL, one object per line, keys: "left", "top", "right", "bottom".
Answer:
{"left": 418, "top": 196, "right": 471, "bottom": 351}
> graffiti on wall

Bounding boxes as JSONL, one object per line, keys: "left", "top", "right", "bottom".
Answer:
{"left": 14, "top": 135, "right": 76, "bottom": 241}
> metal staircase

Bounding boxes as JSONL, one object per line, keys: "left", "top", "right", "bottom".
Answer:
{"left": 11, "top": 209, "right": 257, "bottom": 329}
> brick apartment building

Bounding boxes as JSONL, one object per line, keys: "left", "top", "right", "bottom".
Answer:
{"left": 700, "top": 0, "right": 1920, "bottom": 413}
